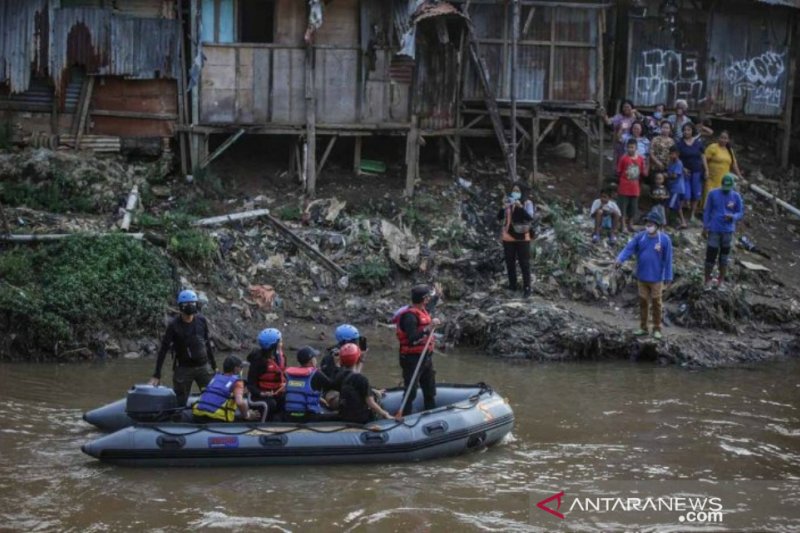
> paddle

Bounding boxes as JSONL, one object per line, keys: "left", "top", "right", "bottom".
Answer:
{"left": 395, "top": 327, "right": 437, "bottom": 418}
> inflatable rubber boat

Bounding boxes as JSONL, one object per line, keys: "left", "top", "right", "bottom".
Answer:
{"left": 81, "top": 383, "right": 514, "bottom": 466}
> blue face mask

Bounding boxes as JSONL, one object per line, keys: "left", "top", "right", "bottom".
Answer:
{"left": 653, "top": 111, "right": 663, "bottom": 120}
{"left": 510, "top": 191, "right": 521, "bottom": 201}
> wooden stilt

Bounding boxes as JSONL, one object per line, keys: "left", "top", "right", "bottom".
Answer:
{"left": 353, "top": 135, "right": 362, "bottom": 175}
{"left": 597, "top": 115, "right": 604, "bottom": 189}
{"left": 305, "top": 48, "right": 317, "bottom": 197}
{"left": 316, "top": 135, "right": 338, "bottom": 176}
{"left": 405, "top": 115, "right": 419, "bottom": 197}
{"left": 532, "top": 114, "right": 539, "bottom": 184}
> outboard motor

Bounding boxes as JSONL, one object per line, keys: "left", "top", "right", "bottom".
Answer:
{"left": 125, "top": 384, "right": 180, "bottom": 422}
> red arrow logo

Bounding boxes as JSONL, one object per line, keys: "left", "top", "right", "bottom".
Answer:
{"left": 536, "top": 491, "right": 566, "bottom": 519}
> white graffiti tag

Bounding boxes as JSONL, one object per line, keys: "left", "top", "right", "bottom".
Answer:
{"left": 725, "top": 51, "right": 785, "bottom": 85}
{"left": 725, "top": 51, "right": 785, "bottom": 108}
{"left": 634, "top": 49, "right": 704, "bottom": 106}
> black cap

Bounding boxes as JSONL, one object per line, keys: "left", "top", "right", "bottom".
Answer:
{"left": 411, "top": 284, "right": 432, "bottom": 304}
{"left": 223, "top": 355, "right": 247, "bottom": 373}
{"left": 297, "top": 346, "right": 320, "bottom": 366}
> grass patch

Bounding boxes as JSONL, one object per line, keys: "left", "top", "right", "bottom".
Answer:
{"left": 168, "top": 229, "right": 218, "bottom": 265}
{"left": 277, "top": 204, "right": 302, "bottom": 221}
{"left": 0, "top": 169, "right": 95, "bottom": 213}
{"left": 349, "top": 259, "right": 391, "bottom": 289}
{"left": 0, "top": 235, "right": 173, "bottom": 357}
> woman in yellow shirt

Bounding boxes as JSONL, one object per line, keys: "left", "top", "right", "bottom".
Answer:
{"left": 704, "top": 131, "right": 742, "bottom": 199}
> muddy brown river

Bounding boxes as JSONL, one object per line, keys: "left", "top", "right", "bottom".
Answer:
{"left": 1, "top": 338, "right": 798, "bottom": 531}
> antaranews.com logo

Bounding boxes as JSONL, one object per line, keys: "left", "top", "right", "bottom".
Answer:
{"left": 528, "top": 481, "right": 797, "bottom": 530}
{"left": 535, "top": 490, "right": 723, "bottom": 524}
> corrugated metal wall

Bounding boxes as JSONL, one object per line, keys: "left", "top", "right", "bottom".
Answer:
{"left": 414, "top": 22, "right": 459, "bottom": 130}
{"left": 706, "top": 6, "right": 792, "bottom": 116}
{"left": 0, "top": 1, "right": 178, "bottom": 95}
{"left": 464, "top": 3, "right": 600, "bottom": 103}
{"left": 625, "top": 15, "right": 707, "bottom": 108}
{"left": 626, "top": 1, "right": 794, "bottom": 118}
{"left": 0, "top": 0, "right": 49, "bottom": 93}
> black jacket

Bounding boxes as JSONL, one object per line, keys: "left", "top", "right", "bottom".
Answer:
{"left": 153, "top": 315, "right": 216, "bottom": 379}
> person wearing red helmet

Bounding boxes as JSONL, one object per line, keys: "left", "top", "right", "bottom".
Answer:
{"left": 332, "top": 343, "right": 394, "bottom": 423}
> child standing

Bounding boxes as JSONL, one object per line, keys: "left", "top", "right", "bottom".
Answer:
{"left": 650, "top": 172, "right": 669, "bottom": 224}
{"left": 666, "top": 145, "right": 687, "bottom": 229}
{"left": 617, "top": 138, "right": 645, "bottom": 233}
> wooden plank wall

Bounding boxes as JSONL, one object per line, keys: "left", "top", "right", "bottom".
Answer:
{"left": 198, "top": 0, "right": 410, "bottom": 127}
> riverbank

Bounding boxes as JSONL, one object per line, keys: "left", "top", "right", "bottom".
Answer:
{"left": 0, "top": 146, "right": 798, "bottom": 366}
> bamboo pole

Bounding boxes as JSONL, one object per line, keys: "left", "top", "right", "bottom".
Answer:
{"left": 191, "top": 208, "right": 272, "bottom": 227}
{"left": 119, "top": 185, "right": 139, "bottom": 231}
{"left": 1, "top": 233, "right": 144, "bottom": 243}
{"left": 264, "top": 213, "right": 348, "bottom": 278}
{"left": 749, "top": 183, "right": 800, "bottom": 219}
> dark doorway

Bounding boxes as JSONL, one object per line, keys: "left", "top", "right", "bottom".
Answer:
{"left": 239, "top": 0, "right": 275, "bottom": 43}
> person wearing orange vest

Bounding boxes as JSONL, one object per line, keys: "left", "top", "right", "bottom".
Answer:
{"left": 246, "top": 328, "right": 287, "bottom": 420}
{"left": 394, "top": 284, "right": 441, "bottom": 416}
{"left": 497, "top": 182, "right": 535, "bottom": 298}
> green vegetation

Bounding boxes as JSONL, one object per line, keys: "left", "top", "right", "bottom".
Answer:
{"left": 349, "top": 259, "right": 391, "bottom": 288}
{"left": 277, "top": 204, "right": 302, "bottom": 221}
{"left": 168, "top": 229, "right": 218, "bottom": 264}
{"left": 191, "top": 167, "right": 225, "bottom": 199}
{"left": 0, "top": 235, "right": 173, "bottom": 357}
{"left": 0, "top": 169, "right": 95, "bottom": 213}
{"left": 401, "top": 195, "right": 438, "bottom": 235}
{"left": 136, "top": 210, "right": 217, "bottom": 266}
{"left": 0, "top": 121, "right": 12, "bottom": 149}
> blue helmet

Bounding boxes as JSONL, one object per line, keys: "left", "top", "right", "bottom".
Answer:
{"left": 177, "top": 290, "right": 198, "bottom": 304}
{"left": 335, "top": 324, "right": 360, "bottom": 344}
{"left": 258, "top": 328, "right": 282, "bottom": 349}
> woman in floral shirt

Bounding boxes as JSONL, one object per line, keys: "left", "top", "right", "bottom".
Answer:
{"left": 649, "top": 121, "right": 675, "bottom": 177}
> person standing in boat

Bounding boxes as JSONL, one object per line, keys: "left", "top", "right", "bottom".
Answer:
{"left": 333, "top": 343, "right": 394, "bottom": 423}
{"left": 192, "top": 356, "right": 259, "bottom": 422}
{"left": 149, "top": 289, "right": 217, "bottom": 407}
{"left": 246, "top": 328, "right": 287, "bottom": 420}
{"left": 394, "top": 284, "right": 441, "bottom": 416}
{"left": 284, "top": 346, "right": 339, "bottom": 422}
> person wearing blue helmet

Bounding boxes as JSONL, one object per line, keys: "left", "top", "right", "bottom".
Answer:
{"left": 149, "top": 289, "right": 217, "bottom": 407}
{"left": 319, "top": 323, "right": 366, "bottom": 380}
{"left": 246, "top": 328, "right": 287, "bottom": 420}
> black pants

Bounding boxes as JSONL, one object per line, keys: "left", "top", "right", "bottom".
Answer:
{"left": 400, "top": 354, "right": 436, "bottom": 416}
{"left": 503, "top": 240, "right": 531, "bottom": 290}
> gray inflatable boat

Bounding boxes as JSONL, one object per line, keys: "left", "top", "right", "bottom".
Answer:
{"left": 81, "top": 383, "right": 514, "bottom": 467}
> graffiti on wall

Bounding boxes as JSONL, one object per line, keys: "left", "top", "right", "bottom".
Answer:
{"left": 634, "top": 49, "right": 705, "bottom": 106}
{"left": 724, "top": 51, "right": 785, "bottom": 108}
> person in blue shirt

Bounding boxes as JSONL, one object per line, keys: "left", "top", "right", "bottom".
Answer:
{"left": 666, "top": 146, "right": 687, "bottom": 229}
{"left": 614, "top": 209, "right": 673, "bottom": 340}
{"left": 702, "top": 173, "right": 744, "bottom": 289}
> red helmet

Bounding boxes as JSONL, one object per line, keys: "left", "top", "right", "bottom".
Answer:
{"left": 338, "top": 343, "right": 362, "bottom": 368}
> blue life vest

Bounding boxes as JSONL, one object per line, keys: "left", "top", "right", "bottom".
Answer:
{"left": 284, "top": 367, "right": 321, "bottom": 416}
{"left": 192, "top": 373, "right": 241, "bottom": 422}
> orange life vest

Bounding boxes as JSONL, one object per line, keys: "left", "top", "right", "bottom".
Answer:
{"left": 395, "top": 306, "right": 435, "bottom": 356}
{"left": 257, "top": 353, "right": 286, "bottom": 395}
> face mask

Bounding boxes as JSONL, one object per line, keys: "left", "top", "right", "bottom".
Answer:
{"left": 653, "top": 112, "right": 663, "bottom": 120}
{"left": 179, "top": 302, "right": 198, "bottom": 315}
{"left": 510, "top": 191, "right": 521, "bottom": 201}
{"left": 645, "top": 225, "right": 657, "bottom": 235}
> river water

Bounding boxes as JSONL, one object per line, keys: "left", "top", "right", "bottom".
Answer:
{"left": 1, "top": 341, "right": 799, "bottom": 532}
